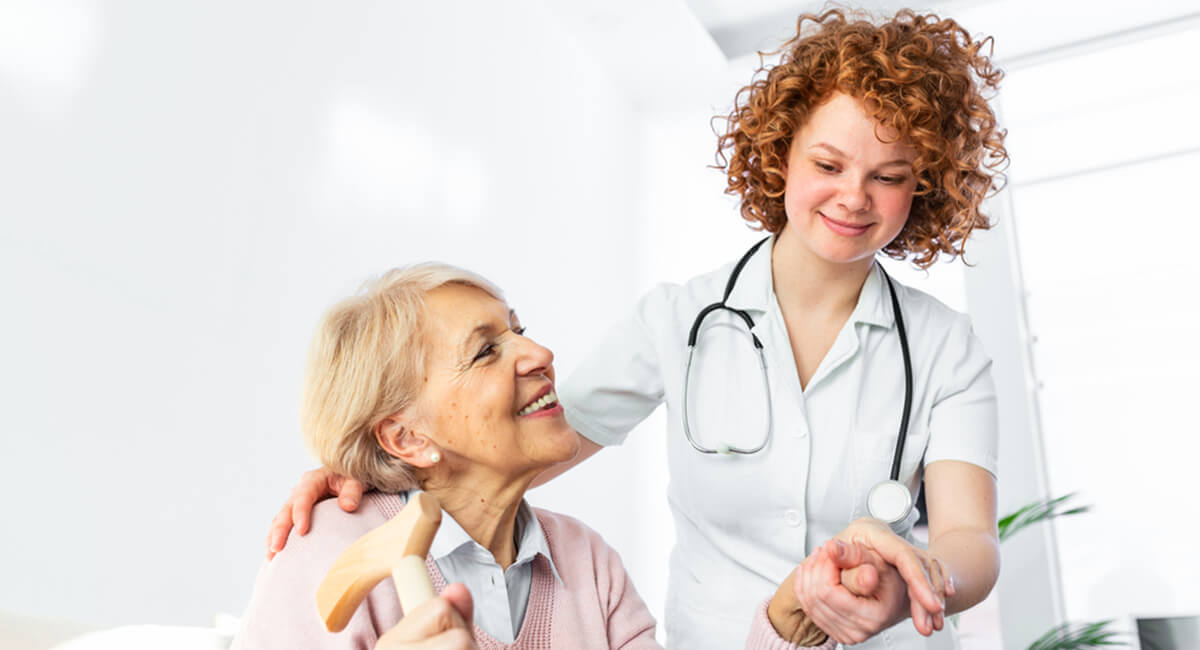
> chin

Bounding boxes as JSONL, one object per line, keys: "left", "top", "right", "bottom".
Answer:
{"left": 548, "top": 425, "right": 582, "bottom": 462}
{"left": 815, "top": 246, "right": 878, "bottom": 266}
{"left": 555, "top": 430, "right": 583, "bottom": 460}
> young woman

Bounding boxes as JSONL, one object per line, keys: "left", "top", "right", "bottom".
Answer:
{"left": 269, "top": 9, "right": 1008, "bottom": 649}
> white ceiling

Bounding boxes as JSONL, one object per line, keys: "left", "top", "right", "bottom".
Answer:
{"left": 537, "top": 0, "right": 1200, "bottom": 114}
{"left": 686, "top": 0, "right": 985, "bottom": 58}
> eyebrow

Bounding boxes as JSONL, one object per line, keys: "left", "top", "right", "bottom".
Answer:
{"left": 810, "top": 142, "right": 912, "bottom": 168}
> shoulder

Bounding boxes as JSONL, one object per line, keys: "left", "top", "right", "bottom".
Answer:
{"left": 887, "top": 277, "right": 996, "bottom": 407}
{"left": 531, "top": 507, "right": 641, "bottom": 614}
{"left": 233, "top": 493, "right": 403, "bottom": 648}
{"left": 889, "top": 278, "right": 981, "bottom": 349}
{"left": 533, "top": 507, "right": 608, "bottom": 550}
{"left": 275, "top": 492, "right": 399, "bottom": 564}
{"left": 891, "top": 279, "right": 969, "bottom": 328}
{"left": 630, "top": 259, "right": 740, "bottom": 327}
{"left": 532, "top": 507, "right": 626, "bottom": 570}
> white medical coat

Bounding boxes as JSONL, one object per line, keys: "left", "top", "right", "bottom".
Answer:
{"left": 560, "top": 236, "right": 998, "bottom": 650}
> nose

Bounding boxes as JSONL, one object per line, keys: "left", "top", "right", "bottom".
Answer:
{"left": 837, "top": 176, "right": 870, "bottom": 213}
{"left": 514, "top": 334, "right": 554, "bottom": 377}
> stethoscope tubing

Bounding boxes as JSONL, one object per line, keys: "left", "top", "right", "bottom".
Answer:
{"left": 682, "top": 237, "right": 912, "bottom": 470}
{"left": 883, "top": 271, "right": 913, "bottom": 482}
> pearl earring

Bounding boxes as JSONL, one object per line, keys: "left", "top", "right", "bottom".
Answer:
{"left": 429, "top": 451, "right": 441, "bottom": 464}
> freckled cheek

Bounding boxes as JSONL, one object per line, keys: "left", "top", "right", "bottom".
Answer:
{"left": 784, "top": 184, "right": 819, "bottom": 216}
{"left": 785, "top": 174, "right": 837, "bottom": 214}
{"left": 879, "top": 191, "right": 915, "bottom": 225}
{"left": 454, "top": 403, "right": 504, "bottom": 449}
{"left": 434, "top": 407, "right": 460, "bottom": 447}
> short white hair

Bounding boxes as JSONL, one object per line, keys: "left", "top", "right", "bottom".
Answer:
{"left": 300, "top": 262, "right": 504, "bottom": 491}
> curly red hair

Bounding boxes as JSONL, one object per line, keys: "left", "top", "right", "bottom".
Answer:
{"left": 715, "top": 8, "right": 1008, "bottom": 268}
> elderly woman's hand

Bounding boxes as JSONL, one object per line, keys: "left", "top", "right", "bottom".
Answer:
{"left": 833, "top": 518, "right": 955, "bottom": 636}
{"left": 375, "top": 583, "right": 478, "bottom": 650}
{"left": 265, "top": 467, "right": 366, "bottom": 559}
{"left": 766, "top": 566, "right": 831, "bottom": 646}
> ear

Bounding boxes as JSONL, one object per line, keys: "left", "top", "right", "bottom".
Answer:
{"left": 374, "top": 413, "right": 439, "bottom": 469}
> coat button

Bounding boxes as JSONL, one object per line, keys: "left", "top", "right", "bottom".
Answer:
{"left": 784, "top": 510, "right": 803, "bottom": 527}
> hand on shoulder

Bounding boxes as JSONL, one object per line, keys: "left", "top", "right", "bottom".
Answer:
{"left": 266, "top": 467, "right": 368, "bottom": 560}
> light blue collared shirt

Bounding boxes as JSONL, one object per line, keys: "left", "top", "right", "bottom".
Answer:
{"left": 413, "top": 492, "right": 562, "bottom": 643}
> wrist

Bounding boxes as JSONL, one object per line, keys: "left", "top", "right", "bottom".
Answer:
{"left": 767, "top": 583, "right": 828, "bottom": 646}
{"left": 769, "top": 607, "right": 829, "bottom": 646}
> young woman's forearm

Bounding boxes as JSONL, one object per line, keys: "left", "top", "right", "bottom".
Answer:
{"left": 928, "top": 526, "right": 1000, "bottom": 614}
{"left": 924, "top": 460, "right": 1000, "bottom": 615}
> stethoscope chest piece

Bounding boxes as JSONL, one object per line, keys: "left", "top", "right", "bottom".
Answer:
{"left": 867, "top": 479, "right": 914, "bottom": 527}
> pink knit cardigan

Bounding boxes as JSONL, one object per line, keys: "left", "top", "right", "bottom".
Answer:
{"left": 233, "top": 493, "right": 834, "bottom": 650}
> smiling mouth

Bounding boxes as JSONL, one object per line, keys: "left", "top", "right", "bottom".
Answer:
{"left": 517, "top": 389, "right": 559, "bottom": 416}
{"left": 820, "top": 212, "right": 872, "bottom": 235}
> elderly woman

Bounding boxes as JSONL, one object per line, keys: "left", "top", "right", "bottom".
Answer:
{"left": 232, "top": 263, "right": 845, "bottom": 649}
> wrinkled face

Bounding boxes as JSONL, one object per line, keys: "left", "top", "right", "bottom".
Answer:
{"left": 782, "top": 92, "right": 919, "bottom": 266}
{"left": 415, "top": 283, "right": 578, "bottom": 479}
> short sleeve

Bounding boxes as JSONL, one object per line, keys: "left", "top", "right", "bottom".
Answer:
{"left": 923, "top": 314, "right": 999, "bottom": 477}
{"left": 559, "top": 284, "right": 673, "bottom": 447}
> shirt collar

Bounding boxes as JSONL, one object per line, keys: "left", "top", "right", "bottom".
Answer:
{"left": 852, "top": 263, "right": 896, "bottom": 329}
{"left": 722, "top": 234, "right": 895, "bottom": 329}
{"left": 420, "top": 492, "right": 563, "bottom": 585}
{"left": 722, "top": 235, "right": 776, "bottom": 315}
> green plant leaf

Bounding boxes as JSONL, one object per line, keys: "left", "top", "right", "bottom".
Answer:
{"left": 1027, "top": 619, "right": 1126, "bottom": 649}
{"left": 999, "top": 492, "right": 1092, "bottom": 542}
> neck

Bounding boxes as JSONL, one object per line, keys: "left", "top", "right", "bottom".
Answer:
{"left": 770, "top": 226, "right": 876, "bottom": 318}
{"left": 422, "top": 470, "right": 534, "bottom": 570}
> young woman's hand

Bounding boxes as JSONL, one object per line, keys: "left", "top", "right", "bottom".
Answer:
{"left": 790, "top": 539, "right": 913, "bottom": 644}
{"left": 264, "top": 467, "right": 366, "bottom": 559}
{"left": 770, "top": 538, "right": 893, "bottom": 646}
{"left": 375, "top": 583, "right": 478, "bottom": 650}
{"left": 833, "top": 518, "right": 955, "bottom": 636}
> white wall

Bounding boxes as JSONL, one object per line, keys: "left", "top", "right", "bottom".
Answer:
{"left": 1000, "top": 21, "right": 1200, "bottom": 641}
{"left": 0, "top": 0, "right": 651, "bottom": 627}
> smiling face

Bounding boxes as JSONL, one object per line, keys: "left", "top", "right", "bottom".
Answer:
{"left": 782, "top": 92, "right": 919, "bottom": 269}
{"left": 412, "top": 283, "right": 579, "bottom": 481}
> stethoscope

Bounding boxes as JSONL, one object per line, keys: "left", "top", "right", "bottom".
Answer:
{"left": 681, "top": 237, "right": 916, "bottom": 527}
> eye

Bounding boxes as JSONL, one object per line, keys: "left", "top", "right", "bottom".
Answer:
{"left": 814, "top": 161, "right": 838, "bottom": 173}
{"left": 876, "top": 174, "right": 907, "bottom": 185}
{"left": 472, "top": 343, "right": 496, "bottom": 363}
{"left": 513, "top": 326, "right": 527, "bottom": 336}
